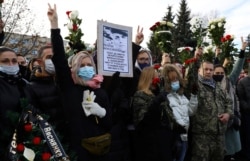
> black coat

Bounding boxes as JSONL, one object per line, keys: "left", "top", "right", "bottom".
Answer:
{"left": 0, "top": 72, "right": 29, "bottom": 160}
{"left": 51, "top": 29, "right": 112, "bottom": 161}
{"left": 27, "top": 76, "right": 66, "bottom": 133}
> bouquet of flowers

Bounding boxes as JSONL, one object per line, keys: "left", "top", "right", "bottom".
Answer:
{"left": 150, "top": 21, "right": 174, "bottom": 53}
{"left": 220, "top": 34, "right": 237, "bottom": 58}
{"left": 177, "top": 46, "right": 194, "bottom": 64}
{"left": 190, "top": 16, "right": 207, "bottom": 48}
{"left": 64, "top": 10, "right": 86, "bottom": 56}
{"left": 208, "top": 17, "right": 226, "bottom": 47}
{"left": 202, "top": 45, "right": 216, "bottom": 62}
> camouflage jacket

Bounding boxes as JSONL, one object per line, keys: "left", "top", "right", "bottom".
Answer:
{"left": 132, "top": 91, "right": 178, "bottom": 131}
{"left": 132, "top": 91, "right": 156, "bottom": 127}
{"left": 191, "top": 81, "right": 233, "bottom": 135}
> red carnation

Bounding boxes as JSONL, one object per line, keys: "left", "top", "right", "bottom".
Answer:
{"left": 185, "top": 47, "right": 190, "bottom": 51}
{"left": 32, "top": 136, "right": 41, "bottom": 145}
{"left": 66, "top": 11, "right": 72, "bottom": 17}
{"left": 154, "top": 64, "right": 161, "bottom": 70}
{"left": 150, "top": 24, "right": 157, "bottom": 31}
{"left": 221, "top": 37, "right": 226, "bottom": 43}
{"left": 185, "top": 57, "right": 197, "bottom": 65}
{"left": 155, "top": 22, "right": 160, "bottom": 26}
{"left": 16, "top": 143, "right": 25, "bottom": 152}
{"left": 24, "top": 123, "right": 32, "bottom": 132}
{"left": 72, "top": 24, "right": 78, "bottom": 31}
{"left": 225, "top": 34, "right": 231, "bottom": 40}
{"left": 152, "top": 77, "right": 160, "bottom": 87}
{"left": 41, "top": 152, "right": 52, "bottom": 161}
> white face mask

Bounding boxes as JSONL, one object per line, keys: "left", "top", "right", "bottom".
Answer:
{"left": 0, "top": 65, "right": 20, "bottom": 75}
{"left": 44, "top": 59, "right": 55, "bottom": 75}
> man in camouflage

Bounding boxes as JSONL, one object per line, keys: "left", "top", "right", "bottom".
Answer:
{"left": 190, "top": 61, "right": 233, "bottom": 161}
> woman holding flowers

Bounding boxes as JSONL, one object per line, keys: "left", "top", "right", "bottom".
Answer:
{"left": 132, "top": 66, "right": 175, "bottom": 161}
{"left": 47, "top": 4, "right": 112, "bottom": 161}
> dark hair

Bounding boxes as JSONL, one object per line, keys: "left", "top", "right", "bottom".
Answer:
{"left": 214, "top": 64, "right": 227, "bottom": 73}
{"left": 110, "top": 28, "right": 128, "bottom": 37}
{"left": 17, "top": 53, "right": 24, "bottom": 57}
{"left": 0, "top": 46, "right": 16, "bottom": 55}
{"left": 37, "top": 45, "right": 52, "bottom": 58}
{"left": 199, "top": 61, "right": 213, "bottom": 68}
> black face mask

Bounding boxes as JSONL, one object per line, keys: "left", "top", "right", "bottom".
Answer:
{"left": 213, "top": 75, "right": 224, "bottom": 82}
{"left": 18, "top": 65, "right": 27, "bottom": 77}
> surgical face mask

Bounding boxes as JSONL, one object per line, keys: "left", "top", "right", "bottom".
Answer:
{"left": 78, "top": 66, "right": 96, "bottom": 80}
{"left": 171, "top": 81, "right": 180, "bottom": 92}
{"left": 213, "top": 75, "right": 224, "bottom": 82}
{"left": 44, "top": 59, "right": 55, "bottom": 74}
{"left": 0, "top": 65, "right": 19, "bottom": 75}
{"left": 138, "top": 62, "right": 150, "bottom": 70}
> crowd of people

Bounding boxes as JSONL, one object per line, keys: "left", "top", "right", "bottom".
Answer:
{"left": 0, "top": 3, "right": 250, "bottom": 161}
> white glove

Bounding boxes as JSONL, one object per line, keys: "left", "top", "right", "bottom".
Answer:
{"left": 82, "top": 102, "right": 106, "bottom": 118}
{"left": 82, "top": 101, "right": 91, "bottom": 117}
{"left": 82, "top": 90, "right": 97, "bottom": 116}
{"left": 83, "top": 90, "right": 90, "bottom": 102}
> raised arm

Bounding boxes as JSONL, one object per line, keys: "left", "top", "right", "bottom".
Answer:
{"left": 47, "top": 3, "right": 75, "bottom": 88}
{"left": 228, "top": 36, "right": 247, "bottom": 85}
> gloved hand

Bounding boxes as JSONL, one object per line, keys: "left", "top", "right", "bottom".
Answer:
{"left": 82, "top": 102, "right": 106, "bottom": 118}
{"left": 82, "top": 90, "right": 97, "bottom": 116}
{"left": 152, "top": 92, "right": 167, "bottom": 106}
{"left": 191, "top": 82, "right": 199, "bottom": 95}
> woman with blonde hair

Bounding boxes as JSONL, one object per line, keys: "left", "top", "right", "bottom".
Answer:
{"left": 47, "top": 4, "right": 112, "bottom": 161}
{"left": 132, "top": 66, "right": 176, "bottom": 161}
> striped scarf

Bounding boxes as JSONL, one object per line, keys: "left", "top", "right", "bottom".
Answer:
{"left": 198, "top": 74, "right": 215, "bottom": 88}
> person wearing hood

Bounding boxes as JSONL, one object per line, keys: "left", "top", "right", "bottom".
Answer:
{"left": 0, "top": 46, "right": 30, "bottom": 160}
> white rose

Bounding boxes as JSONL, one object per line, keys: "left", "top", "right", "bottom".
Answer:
{"left": 218, "top": 22, "right": 222, "bottom": 27}
{"left": 160, "top": 21, "right": 166, "bottom": 25}
{"left": 67, "top": 22, "right": 73, "bottom": 30}
{"left": 210, "top": 25, "right": 215, "bottom": 29}
{"left": 69, "top": 10, "right": 79, "bottom": 20}
{"left": 191, "top": 27, "right": 196, "bottom": 33}
{"left": 167, "top": 22, "right": 174, "bottom": 27}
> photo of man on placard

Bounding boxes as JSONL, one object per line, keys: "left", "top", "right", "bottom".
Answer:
{"left": 103, "top": 26, "right": 128, "bottom": 53}
{"left": 97, "top": 20, "right": 133, "bottom": 77}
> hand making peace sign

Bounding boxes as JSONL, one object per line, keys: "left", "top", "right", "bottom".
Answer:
{"left": 47, "top": 3, "right": 58, "bottom": 29}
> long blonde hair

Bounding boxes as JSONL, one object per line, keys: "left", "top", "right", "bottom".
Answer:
{"left": 137, "top": 66, "right": 156, "bottom": 95}
{"left": 71, "top": 51, "right": 96, "bottom": 86}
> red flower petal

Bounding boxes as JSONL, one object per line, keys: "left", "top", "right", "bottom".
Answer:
{"left": 155, "top": 22, "right": 160, "bottom": 26}
{"left": 154, "top": 64, "right": 161, "bottom": 70}
{"left": 225, "top": 34, "right": 231, "bottom": 40}
{"left": 32, "top": 136, "right": 41, "bottom": 145}
{"left": 16, "top": 143, "right": 25, "bottom": 152}
{"left": 42, "top": 152, "right": 52, "bottom": 161}
{"left": 66, "top": 11, "right": 72, "bottom": 17}
{"left": 73, "top": 24, "right": 78, "bottom": 31}
{"left": 24, "top": 123, "right": 32, "bottom": 132}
